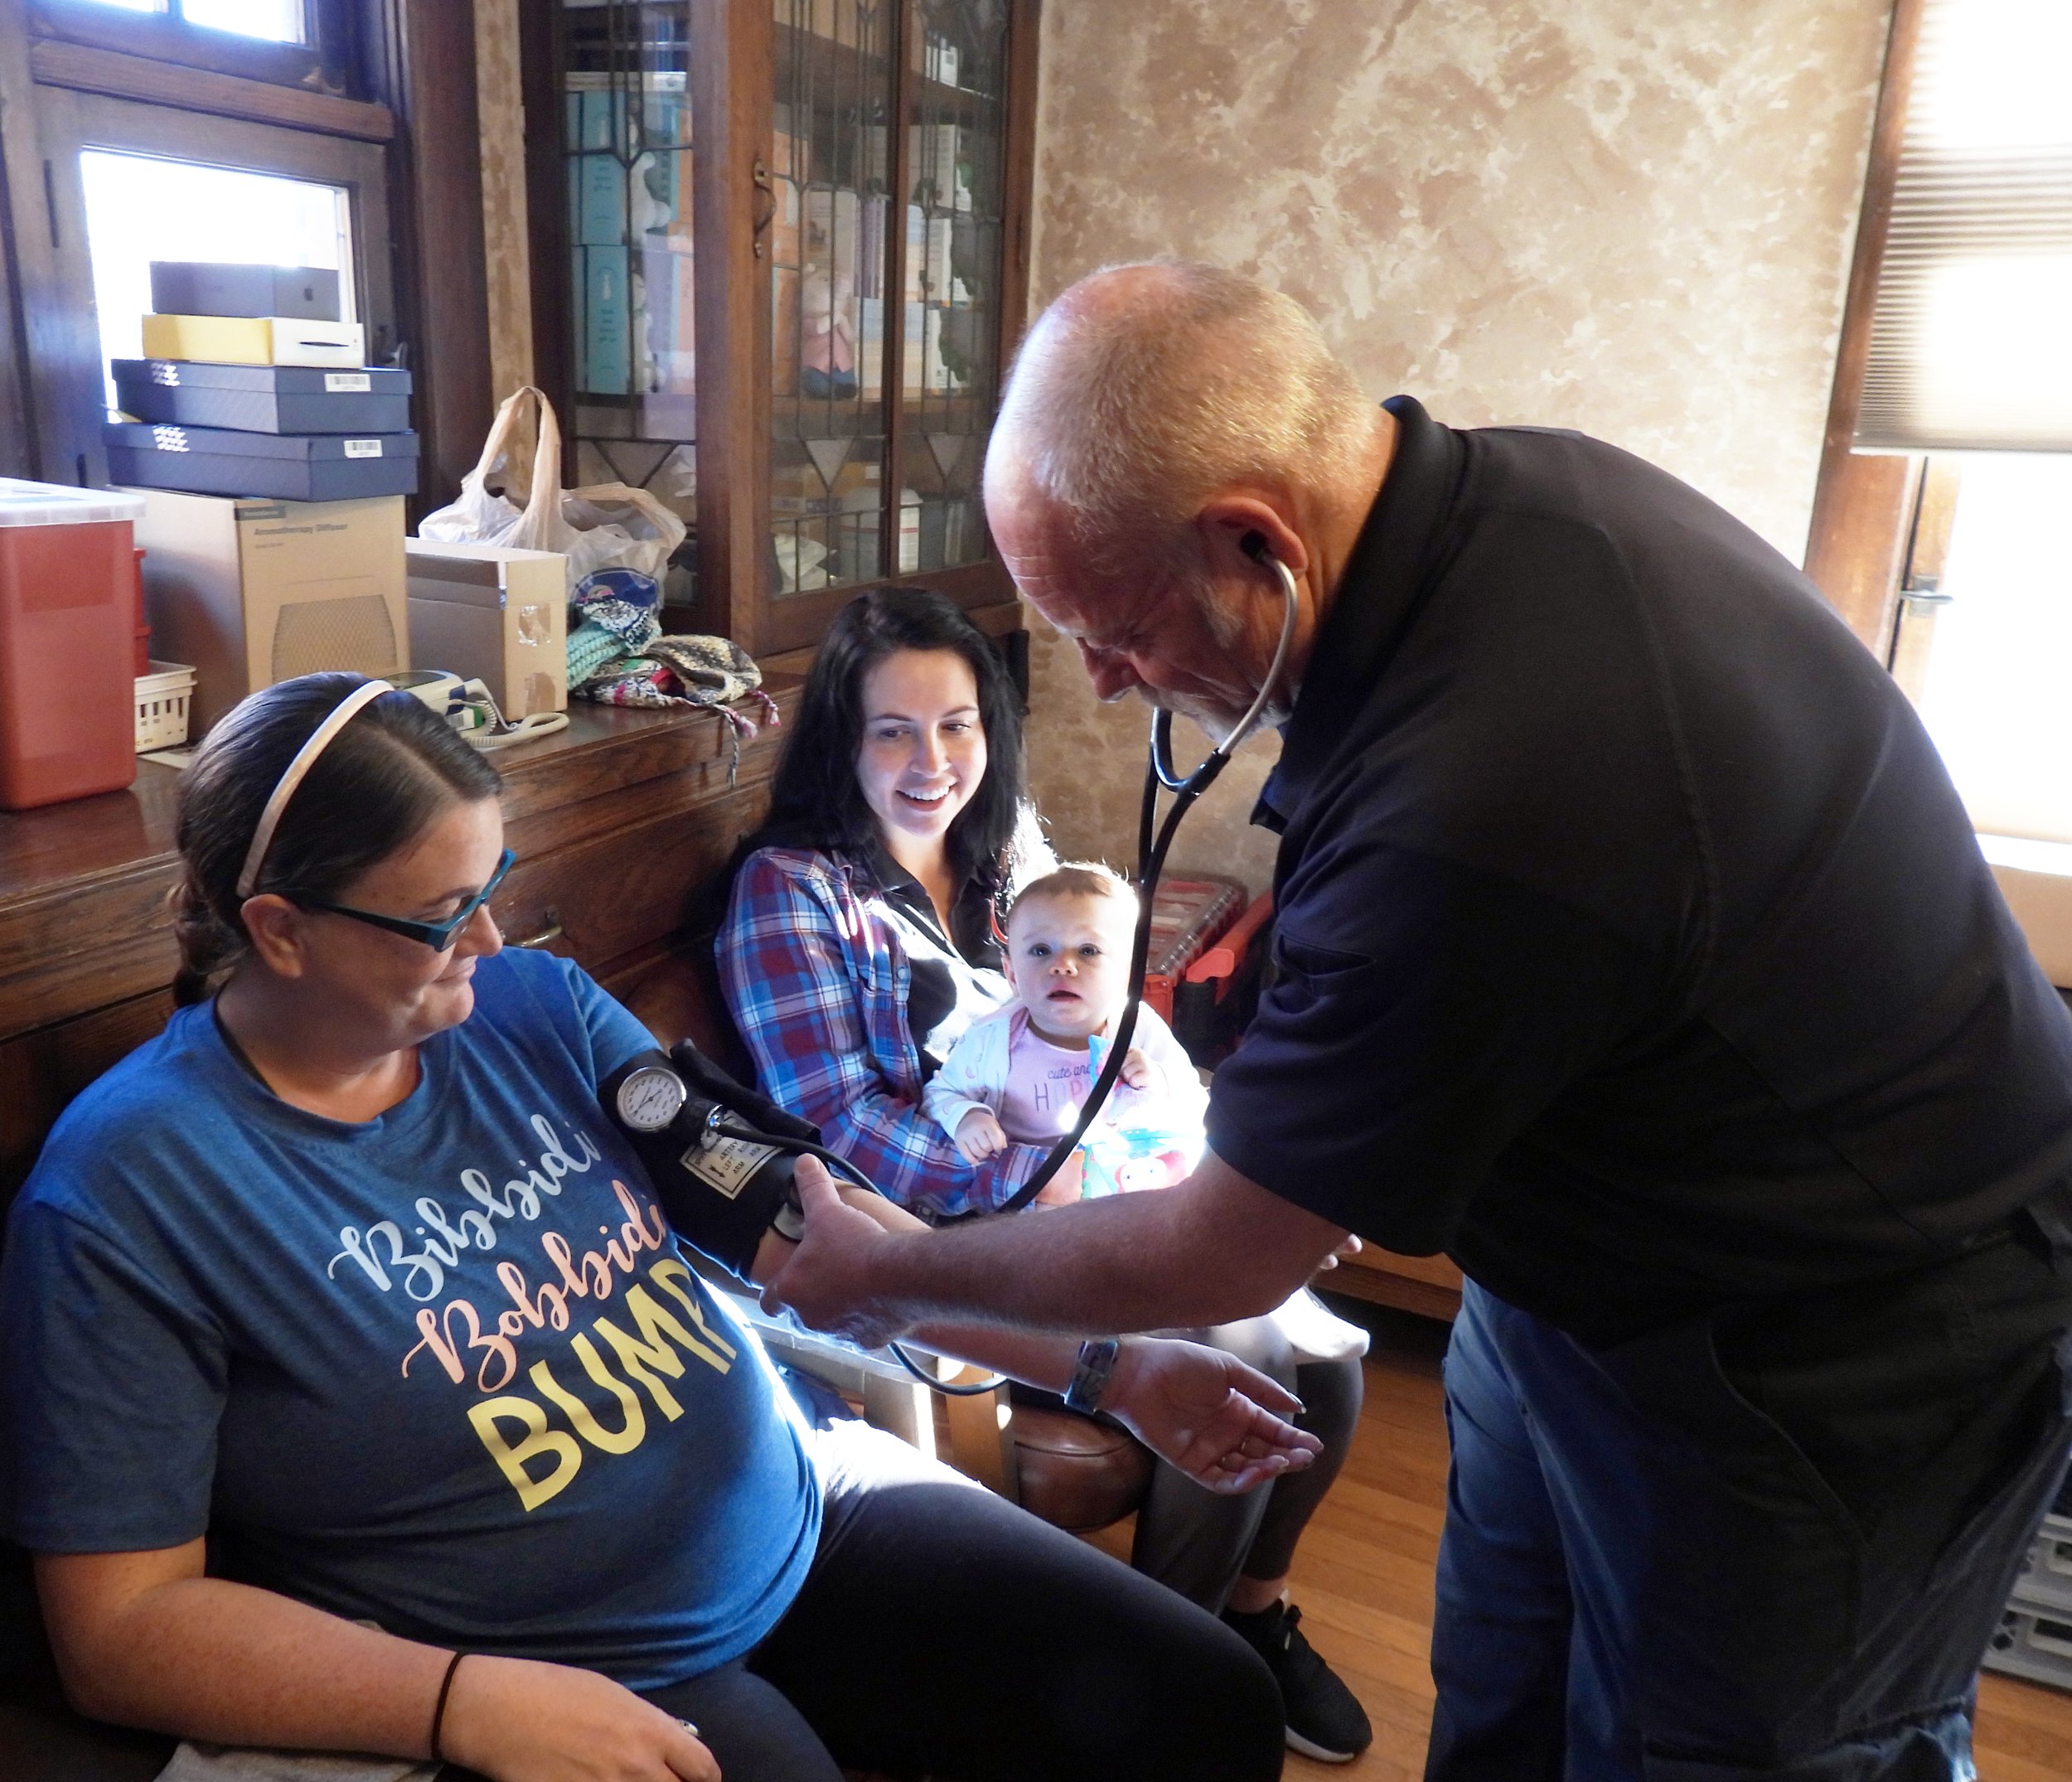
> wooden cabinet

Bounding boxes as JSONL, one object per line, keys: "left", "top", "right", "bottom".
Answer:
{"left": 0, "top": 686, "right": 797, "bottom": 1212}
{"left": 1328, "top": 1246, "right": 1463, "bottom": 1323}
{"left": 519, "top": 0, "right": 1038, "bottom": 663}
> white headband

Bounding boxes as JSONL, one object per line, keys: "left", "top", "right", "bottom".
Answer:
{"left": 235, "top": 680, "right": 391, "bottom": 900}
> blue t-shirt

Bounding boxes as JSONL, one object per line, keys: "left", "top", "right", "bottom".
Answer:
{"left": 0, "top": 947, "right": 821, "bottom": 1690}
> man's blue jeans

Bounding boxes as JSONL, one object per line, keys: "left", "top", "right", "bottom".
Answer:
{"left": 1426, "top": 1261, "right": 2072, "bottom": 1782}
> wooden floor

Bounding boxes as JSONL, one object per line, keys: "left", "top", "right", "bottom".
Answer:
{"left": 1088, "top": 1303, "right": 2072, "bottom": 1782}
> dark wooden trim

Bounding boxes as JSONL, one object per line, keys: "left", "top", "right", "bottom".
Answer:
{"left": 516, "top": 0, "right": 570, "bottom": 423}
{"left": 1803, "top": 0, "right": 1922, "bottom": 653}
{"left": 31, "top": 0, "right": 336, "bottom": 94}
{"left": 692, "top": 0, "right": 775, "bottom": 652}
{"left": 761, "top": 598, "right": 1023, "bottom": 680}
{"left": 880, "top": 0, "right": 915, "bottom": 579}
{"left": 26, "top": 38, "right": 395, "bottom": 141}
{"left": 373, "top": 0, "right": 494, "bottom": 513}
{"left": 997, "top": 0, "right": 1039, "bottom": 375}
{"left": 758, "top": 554, "right": 1015, "bottom": 656}
{"left": 0, "top": 0, "right": 49, "bottom": 480}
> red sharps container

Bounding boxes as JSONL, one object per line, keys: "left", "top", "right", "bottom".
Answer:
{"left": 0, "top": 480, "right": 148, "bottom": 810}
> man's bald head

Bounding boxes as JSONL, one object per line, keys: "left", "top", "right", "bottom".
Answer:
{"left": 985, "top": 261, "right": 1374, "bottom": 588}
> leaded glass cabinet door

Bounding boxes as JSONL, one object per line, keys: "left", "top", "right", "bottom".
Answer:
{"left": 529, "top": 0, "right": 1034, "bottom": 660}
{"left": 760, "top": 0, "right": 1034, "bottom": 656}
{"left": 551, "top": 3, "right": 700, "bottom": 611}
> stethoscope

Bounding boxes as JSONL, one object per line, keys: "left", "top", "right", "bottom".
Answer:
{"left": 995, "top": 533, "right": 1302, "bottom": 1217}
{"left": 885, "top": 534, "right": 1301, "bottom": 1393}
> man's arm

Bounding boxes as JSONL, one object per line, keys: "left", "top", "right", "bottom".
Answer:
{"left": 762, "top": 1150, "right": 1352, "bottom": 1349}
{"left": 746, "top": 1174, "right": 1327, "bottom": 1491}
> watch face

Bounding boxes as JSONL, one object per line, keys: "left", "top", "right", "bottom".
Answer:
{"left": 616, "top": 1065, "right": 687, "bottom": 1132}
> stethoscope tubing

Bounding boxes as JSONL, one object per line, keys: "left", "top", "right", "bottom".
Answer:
{"left": 998, "top": 554, "right": 1302, "bottom": 1217}
{"left": 819, "top": 555, "right": 1302, "bottom": 1395}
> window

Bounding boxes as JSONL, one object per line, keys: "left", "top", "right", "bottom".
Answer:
{"left": 80, "top": 150, "right": 356, "bottom": 412}
{"left": 70, "top": 0, "right": 307, "bottom": 43}
{"left": 1808, "top": 0, "right": 2072, "bottom": 848}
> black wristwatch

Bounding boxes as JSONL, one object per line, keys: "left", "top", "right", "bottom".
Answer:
{"left": 1063, "top": 1337, "right": 1122, "bottom": 1414}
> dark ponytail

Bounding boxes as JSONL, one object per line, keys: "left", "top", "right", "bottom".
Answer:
{"left": 170, "top": 672, "right": 502, "bottom": 1005}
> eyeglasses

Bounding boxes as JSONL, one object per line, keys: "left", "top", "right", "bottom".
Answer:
{"left": 298, "top": 850, "right": 515, "bottom": 952}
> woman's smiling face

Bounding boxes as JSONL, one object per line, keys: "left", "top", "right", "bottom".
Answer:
{"left": 854, "top": 647, "right": 988, "bottom": 855}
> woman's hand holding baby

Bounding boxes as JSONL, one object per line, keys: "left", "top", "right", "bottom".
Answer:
{"left": 953, "top": 1106, "right": 1007, "bottom": 1162}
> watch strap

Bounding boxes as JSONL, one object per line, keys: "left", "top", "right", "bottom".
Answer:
{"left": 1063, "top": 1337, "right": 1122, "bottom": 1415}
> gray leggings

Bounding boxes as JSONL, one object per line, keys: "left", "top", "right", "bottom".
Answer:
{"left": 1126, "top": 1311, "right": 1365, "bottom": 1610}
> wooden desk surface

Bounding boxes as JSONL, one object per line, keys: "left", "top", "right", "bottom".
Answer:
{"left": 0, "top": 689, "right": 796, "bottom": 1048}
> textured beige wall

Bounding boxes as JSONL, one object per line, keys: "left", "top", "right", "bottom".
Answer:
{"left": 1022, "top": 0, "right": 1894, "bottom": 893}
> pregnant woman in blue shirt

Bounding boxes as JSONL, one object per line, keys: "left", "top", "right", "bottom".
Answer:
{"left": 1, "top": 674, "right": 1309, "bottom": 1782}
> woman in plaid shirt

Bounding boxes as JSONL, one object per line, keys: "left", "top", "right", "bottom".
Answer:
{"left": 719, "top": 589, "right": 1372, "bottom": 1761}
{"left": 721, "top": 588, "right": 1055, "bottom": 1219}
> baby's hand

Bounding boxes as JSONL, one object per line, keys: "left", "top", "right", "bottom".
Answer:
{"left": 1120, "top": 1046, "right": 1160, "bottom": 1092}
{"left": 955, "top": 1107, "right": 1008, "bottom": 1163}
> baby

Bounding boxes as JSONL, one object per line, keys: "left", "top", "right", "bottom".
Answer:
{"left": 923, "top": 864, "right": 1208, "bottom": 1204}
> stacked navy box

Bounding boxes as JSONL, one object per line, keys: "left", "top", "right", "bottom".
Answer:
{"left": 1981, "top": 1457, "right": 2072, "bottom": 1691}
{"left": 105, "top": 261, "right": 418, "bottom": 502}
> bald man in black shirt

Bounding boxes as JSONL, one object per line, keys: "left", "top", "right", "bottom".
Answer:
{"left": 768, "top": 264, "right": 2072, "bottom": 1782}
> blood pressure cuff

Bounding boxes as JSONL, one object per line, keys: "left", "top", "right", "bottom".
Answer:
{"left": 600, "top": 1045, "right": 819, "bottom": 1277}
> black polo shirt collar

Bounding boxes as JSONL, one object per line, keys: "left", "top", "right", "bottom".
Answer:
{"left": 1255, "top": 395, "right": 1469, "bottom": 832}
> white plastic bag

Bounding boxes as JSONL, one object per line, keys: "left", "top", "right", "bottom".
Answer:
{"left": 417, "top": 386, "right": 686, "bottom": 596}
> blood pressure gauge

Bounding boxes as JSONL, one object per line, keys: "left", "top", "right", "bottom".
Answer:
{"left": 615, "top": 1063, "right": 688, "bottom": 1132}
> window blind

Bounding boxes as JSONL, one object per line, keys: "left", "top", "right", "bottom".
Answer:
{"left": 1855, "top": 0, "right": 2072, "bottom": 453}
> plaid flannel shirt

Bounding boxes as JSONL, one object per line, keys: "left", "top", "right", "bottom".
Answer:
{"left": 719, "top": 846, "right": 1049, "bottom": 1218}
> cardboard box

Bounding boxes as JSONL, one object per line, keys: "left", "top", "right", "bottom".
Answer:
{"left": 581, "top": 246, "right": 631, "bottom": 395}
{"left": 133, "top": 492, "right": 409, "bottom": 738}
{"left": 406, "top": 540, "right": 568, "bottom": 719}
{"left": 107, "top": 423, "right": 420, "bottom": 502}
{"left": 859, "top": 296, "right": 884, "bottom": 398}
{"left": 772, "top": 267, "right": 801, "bottom": 395}
{"left": 112, "top": 360, "right": 411, "bottom": 434}
{"left": 772, "top": 175, "right": 801, "bottom": 268}
{"left": 141, "top": 314, "right": 366, "bottom": 370}
{"left": 806, "top": 186, "right": 860, "bottom": 275}
{"left": 771, "top": 130, "right": 808, "bottom": 183}
{"left": 149, "top": 262, "right": 341, "bottom": 322}
{"left": 575, "top": 153, "right": 627, "bottom": 246}
{"left": 640, "top": 247, "right": 696, "bottom": 393}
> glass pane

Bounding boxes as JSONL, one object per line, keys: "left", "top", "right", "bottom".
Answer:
{"left": 559, "top": 2, "right": 697, "bottom": 606}
{"left": 78, "top": 0, "right": 161, "bottom": 12}
{"left": 80, "top": 150, "right": 354, "bottom": 414}
{"left": 1911, "top": 455, "right": 2072, "bottom": 841}
{"left": 898, "top": 0, "right": 1006, "bottom": 572}
{"left": 180, "top": 0, "right": 306, "bottom": 42}
{"left": 772, "top": 0, "right": 894, "bottom": 596}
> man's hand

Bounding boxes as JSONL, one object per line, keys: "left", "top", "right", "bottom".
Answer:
{"left": 438, "top": 1653, "right": 717, "bottom": 1781}
{"left": 1102, "top": 1339, "right": 1324, "bottom": 1493}
{"left": 954, "top": 1106, "right": 1007, "bottom": 1163}
{"left": 761, "top": 1155, "right": 917, "bottom": 1348}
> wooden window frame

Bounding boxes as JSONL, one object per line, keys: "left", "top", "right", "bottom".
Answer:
{"left": 1803, "top": 0, "right": 1927, "bottom": 661}
{"left": 0, "top": 0, "right": 491, "bottom": 513}
{"left": 30, "top": 0, "right": 365, "bottom": 96}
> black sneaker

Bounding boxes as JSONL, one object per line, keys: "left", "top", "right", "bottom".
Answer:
{"left": 1222, "top": 1599, "right": 1373, "bottom": 1763}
